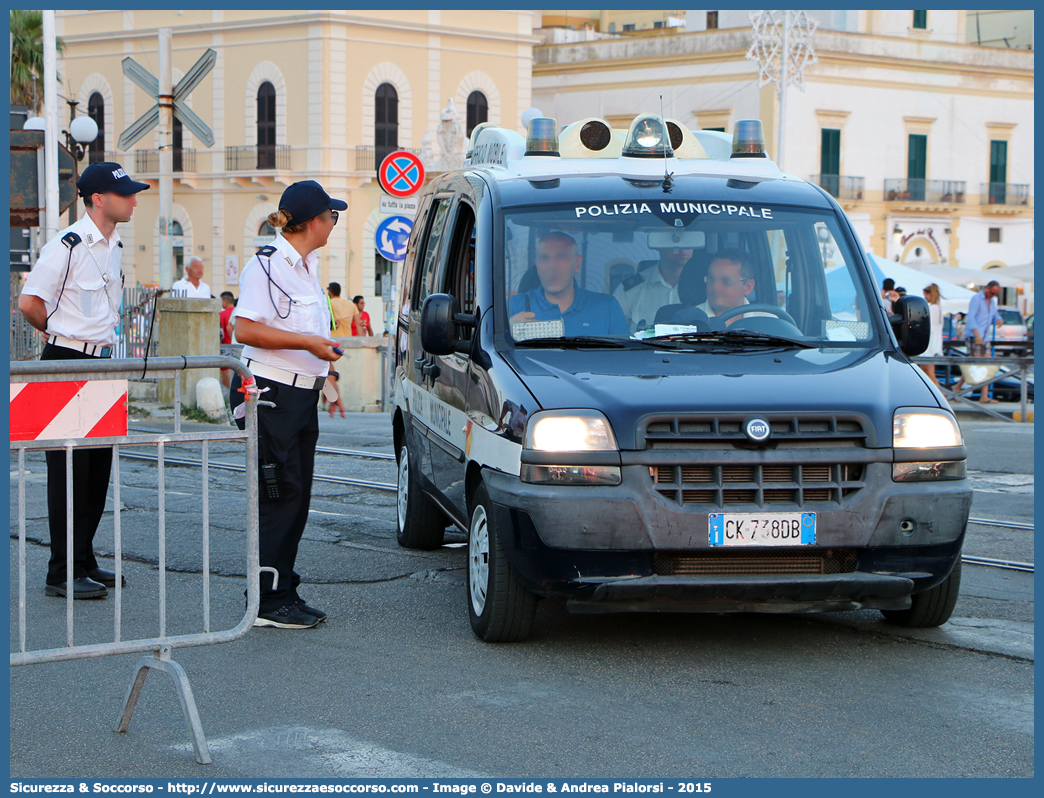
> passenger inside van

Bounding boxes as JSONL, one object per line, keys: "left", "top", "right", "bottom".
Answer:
{"left": 508, "top": 231, "right": 628, "bottom": 336}
{"left": 695, "top": 249, "right": 774, "bottom": 325}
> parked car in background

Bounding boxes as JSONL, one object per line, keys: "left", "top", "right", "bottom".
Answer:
{"left": 994, "top": 307, "right": 1028, "bottom": 343}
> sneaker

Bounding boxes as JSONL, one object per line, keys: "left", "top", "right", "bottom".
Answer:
{"left": 295, "top": 598, "right": 327, "bottom": 622}
{"left": 253, "top": 604, "right": 321, "bottom": 629}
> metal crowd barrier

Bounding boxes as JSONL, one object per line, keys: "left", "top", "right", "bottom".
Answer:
{"left": 10, "top": 355, "right": 263, "bottom": 764}
{"left": 912, "top": 353, "right": 1033, "bottom": 422}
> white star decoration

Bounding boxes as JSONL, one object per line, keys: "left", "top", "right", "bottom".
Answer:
{"left": 746, "top": 10, "right": 819, "bottom": 95}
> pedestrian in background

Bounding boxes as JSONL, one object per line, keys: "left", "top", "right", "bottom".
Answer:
{"left": 219, "top": 291, "right": 236, "bottom": 388}
{"left": 880, "top": 278, "right": 899, "bottom": 313}
{"left": 919, "top": 283, "right": 943, "bottom": 387}
{"left": 956, "top": 280, "right": 1003, "bottom": 403}
{"left": 17, "top": 161, "right": 149, "bottom": 599}
{"left": 171, "top": 256, "right": 212, "bottom": 298}
{"left": 228, "top": 179, "right": 346, "bottom": 629}
{"left": 327, "top": 281, "right": 357, "bottom": 337}
{"left": 351, "top": 295, "right": 373, "bottom": 336}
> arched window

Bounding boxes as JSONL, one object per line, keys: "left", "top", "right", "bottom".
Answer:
{"left": 87, "top": 92, "right": 105, "bottom": 164}
{"left": 171, "top": 221, "right": 184, "bottom": 271}
{"left": 254, "top": 220, "right": 277, "bottom": 249}
{"left": 466, "top": 91, "right": 488, "bottom": 137}
{"left": 375, "top": 83, "right": 398, "bottom": 167}
{"left": 256, "top": 81, "right": 276, "bottom": 169}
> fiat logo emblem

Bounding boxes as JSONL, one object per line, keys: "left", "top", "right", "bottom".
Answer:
{"left": 743, "top": 416, "right": 771, "bottom": 443}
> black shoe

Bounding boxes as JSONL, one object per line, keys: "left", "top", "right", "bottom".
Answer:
{"left": 86, "top": 568, "right": 127, "bottom": 588}
{"left": 45, "top": 577, "right": 108, "bottom": 599}
{"left": 253, "top": 604, "right": 321, "bottom": 629}
{"left": 295, "top": 598, "right": 327, "bottom": 622}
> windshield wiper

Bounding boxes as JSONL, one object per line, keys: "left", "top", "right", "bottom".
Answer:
{"left": 515, "top": 336, "right": 627, "bottom": 349}
{"left": 641, "top": 330, "right": 815, "bottom": 349}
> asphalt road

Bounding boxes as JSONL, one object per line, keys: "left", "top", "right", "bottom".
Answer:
{"left": 8, "top": 411, "right": 1033, "bottom": 779}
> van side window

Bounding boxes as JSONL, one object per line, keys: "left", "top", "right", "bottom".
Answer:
{"left": 440, "top": 201, "right": 477, "bottom": 342}
{"left": 414, "top": 197, "right": 452, "bottom": 308}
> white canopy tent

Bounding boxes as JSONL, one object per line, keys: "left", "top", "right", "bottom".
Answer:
{"left": 866, "top": 253, "right": 975, "bottom": 315}
{"left": 986, "top": 261, "right": 1035, "bottom": 283}
{"left": 906, "top": 262, "right": 1023, "bottom": 288}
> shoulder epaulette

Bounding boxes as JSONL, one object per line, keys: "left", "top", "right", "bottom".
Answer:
{"left": 622, "top": 273, "right": 643, "bottom": 291}
{"left": 61, "top": 232, "right": 82, "bottom": 250}
{"left": 117, "top": 241, "right": 123, "bottom": 248}
{"left": 257, "top": 245, "right": 277, "bottom": 257}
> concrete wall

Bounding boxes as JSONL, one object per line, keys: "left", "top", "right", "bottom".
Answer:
{"left": 156, "top": 297, "right": 222, "bottom": 407}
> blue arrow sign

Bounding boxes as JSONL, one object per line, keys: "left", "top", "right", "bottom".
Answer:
{"left": 375, "top": 215, "right": 413, "bottom": 262}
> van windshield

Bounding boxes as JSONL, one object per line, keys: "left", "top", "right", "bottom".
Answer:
{"left": 501, "top": 201, "right": 879, "bottom": 347}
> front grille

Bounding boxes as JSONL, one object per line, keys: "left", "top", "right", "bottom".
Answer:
{"left": 651, "top": 463, "right": 865, "bottom": 508}
{"left": 654, "top": 549, "right": 859, "bottom": 576}
{"left": 641, "top": 415, "right": 869, "bottom": 450}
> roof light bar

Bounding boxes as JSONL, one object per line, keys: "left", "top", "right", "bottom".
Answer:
{"left": 731, "top": 119, "right": 767, "bottom": 158}
{"left": 525, "top": 117, "right": 560, "bottom": 157}
{"left": 622, "top": 113, "right": 674, "bottom": 159}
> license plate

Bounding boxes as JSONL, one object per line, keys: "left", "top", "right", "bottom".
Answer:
{"left": 709, "top": 512, "right": 816, "bottom": 547}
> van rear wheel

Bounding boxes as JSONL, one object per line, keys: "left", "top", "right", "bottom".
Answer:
{"left": 467, "top": 484, "right": 536, "bottom": 642}
{"left": 396, "top": 443, "right": 444, "bottom": 550}
{"left": 881, "top": 558, "right": 962, "bottom": 628}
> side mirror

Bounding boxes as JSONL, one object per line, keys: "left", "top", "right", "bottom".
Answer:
{"left": 420, "top": 294, "right": 459, "bottom": 356}
{"left": 891, "top": 295, "right": 930, "bottom": 356}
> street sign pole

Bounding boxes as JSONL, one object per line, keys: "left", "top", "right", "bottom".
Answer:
{"left": 42, "top": 11, "right": 59, "bottom": 244}
{"left": 158, "top": 28, "right": 175, "bottom": 289}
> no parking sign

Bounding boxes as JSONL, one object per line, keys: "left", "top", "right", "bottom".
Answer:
{"left": 378, "top": 151, "right": 425, "bottom": 198}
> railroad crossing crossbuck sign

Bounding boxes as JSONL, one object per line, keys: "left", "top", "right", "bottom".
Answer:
{"left": 118, "top": 49, "right": 216, "bottom": 150}
{"left": 375, "top": 216, "right": 413, "bottom": 262}
{"left": 378, "top": 151, "right": 425, "bottom": 198}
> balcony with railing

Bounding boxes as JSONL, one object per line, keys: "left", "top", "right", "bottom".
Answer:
{"left": 884, "top": 178, "right": 965, "bottom": 204}
{"left": 224, "top": 144, "right": 291, "bottom": 171}
{"left": 980, "top": 183, "right": 1031, "bottom": 207}
{"left": 810, "top": 174, "right": 864, "bottom": 201}
{"left": 131, "top": 148, "right": 197, "bottom": 174}
{"left": 352, "top": 145, "right": 424, "bottom": 172}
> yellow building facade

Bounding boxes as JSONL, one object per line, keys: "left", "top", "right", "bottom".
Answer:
{"left": 55, "top": 9, "right": 537, "bottom": 333}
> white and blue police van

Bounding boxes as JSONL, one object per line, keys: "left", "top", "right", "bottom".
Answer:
{"left": 391, "top": 113, "right": 970, "bottom": 642}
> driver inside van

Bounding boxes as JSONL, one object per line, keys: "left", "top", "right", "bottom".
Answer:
{"left": 509, "top": 231, "right": 628, "bottom": 336}
{"left": 695, "top": 249, "right": 772, "bottom": 326}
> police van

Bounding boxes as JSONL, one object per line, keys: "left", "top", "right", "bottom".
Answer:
{"left": 391, "top": 113, "right": 970, "bottom": 642}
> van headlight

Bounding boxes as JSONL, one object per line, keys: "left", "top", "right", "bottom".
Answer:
{"left": 892, "top": 408, "right": 963, "bottom": 448}
{"left": 524, "top": 410, "right": 618, "bottom": 452}
{"left": 521, "top": 410, "right": 621, "bottom": 485}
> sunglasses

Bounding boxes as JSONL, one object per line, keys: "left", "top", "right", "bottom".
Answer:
{"left": 329, "top": 210, "right": 339, "bottom": 225}
{"left": 705, "top": 275, "right": 752, "bottom": 287}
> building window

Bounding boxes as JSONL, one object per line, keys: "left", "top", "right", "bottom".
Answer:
{"left": 466, "top": 91, "right": 488, "bottom": 138}
{"left": 702, "top": 127, "right": 725, "bottom": 132}
{"left": 623, "top": 23, "right": 635, "bottom": 32}
{"left": 256, "top": 81, "right": 276, "bottom": 169}
{"left": 820, "top": 128, "right": 841, "bottom": 197}
{"left": 171, "top": 221, "right": 184, "bottom": 271}
{"left": 172, "top": 115, "right": 184, "bottom": 172}
{"left": 87, "top": 92, "right": 105, "bottom": 164}
{"left": 254, "top": 220, "right": 277, "bottom": 249}
{"left": 989, "top": 140, "right": 1008, "bottom": 204}
{"left": 653, "top": 21, "right": 663, "bottom": 29}
{"left": 907, "top": 133, "right": 927, "bottom": 201}
{"left": 912, "top": 11, "right": 927, "bottom": 29}
{"left": 706, "top": 11, "right": 718, "bottom": 30}
{"left": 375, "top": 83, "right": 399, "bottom": 167}
{"left": 988, "top": 228, "right": 1001, "bottom": 243}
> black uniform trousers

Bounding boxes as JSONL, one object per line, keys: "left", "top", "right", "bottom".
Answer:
{"left": 230, "top": 373, "right": 320, "bottom": 613}
{"left": 42, "top": 343, "right": 112, "bottom": 584}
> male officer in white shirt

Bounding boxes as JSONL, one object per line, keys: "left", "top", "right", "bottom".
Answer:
{"left": 612, "top": 245, "right": 693, "bottom": 332}
{"left": 170, "top": 256, "right": 212, "bottom": 298}
{"left": 18, "top": 161, "right": 149, "bottom": 599}
{"left": 695, "top": 249, "right": 772, "bottom": 325}
{"left": 228, "top": 180, "right": 344, "bottom": 629}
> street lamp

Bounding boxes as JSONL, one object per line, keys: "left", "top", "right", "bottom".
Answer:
{"left": 61, "top": 99, "right": 99, "bottom": 223}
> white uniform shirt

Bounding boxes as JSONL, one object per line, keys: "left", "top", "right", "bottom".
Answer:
{"left": 170, "top": 278, "right": 212, "bottom": 298}
{"left": 612, "top": 264, "right": 681, "bottom": 332}
{"left": 21, "top": 213, "right": 124, "bottom": 345}
{"left": 236, "top": 234, "right": 331, "bottom": 378}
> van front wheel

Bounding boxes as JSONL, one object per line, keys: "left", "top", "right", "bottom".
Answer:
{"left": 467, "top": 484, "right": 536, "bottom": 642}
{"left": 396, "top": 443, "right": 444, "bottom": 550}
{"left": 881, "top": 558, "right": 962, "bottom": 628}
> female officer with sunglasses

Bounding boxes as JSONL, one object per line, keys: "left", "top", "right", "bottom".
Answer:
{"left": 229, "top": 180, "right": 346, "bottom": 629}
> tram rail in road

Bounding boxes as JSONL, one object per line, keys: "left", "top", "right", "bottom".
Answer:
{"left": 106, "top": 442, "right": 1036, "bottom": 574}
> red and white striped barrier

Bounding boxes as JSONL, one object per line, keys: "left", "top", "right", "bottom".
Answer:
{"left": 10, "top": 380, "right": 128, "bottom": 442}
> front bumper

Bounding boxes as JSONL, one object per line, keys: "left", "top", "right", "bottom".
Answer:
{"left": 483, "top": 464, "right": 970, "bottom": 612}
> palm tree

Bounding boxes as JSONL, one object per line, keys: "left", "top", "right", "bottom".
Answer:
{"left": 10, "top": 10, "right": 64, "bottom": 113}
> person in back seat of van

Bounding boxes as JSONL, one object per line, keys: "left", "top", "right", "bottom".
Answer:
{"left": 613, "top": 243, "right": 694, "bottom": 332}
{"left": 509, "top": 231, "right": 628, "bottom": 336}
{"left": 695, "top": 249, "right": 772, "bottom": 326}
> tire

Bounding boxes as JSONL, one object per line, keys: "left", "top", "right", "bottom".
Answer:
{"left": 881, "top": 558, "right": 962, "bottom": 628}
{"left": 466, "top": 484, "right": 536, "bottom": 642}
{"left": 396, "top": 442, "right": 445, "bottom": 550}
